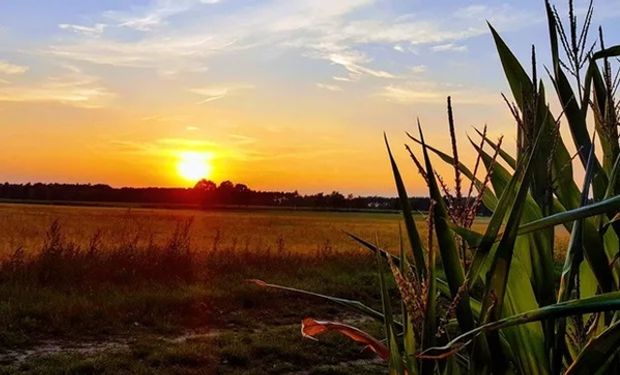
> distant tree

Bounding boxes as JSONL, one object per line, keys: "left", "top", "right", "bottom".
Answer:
{"left": 218, "top": 181, "right": 234, "bottom": 190}
{"left": 194, "top": 179, "right": 217, "bottom": 192}
{"left": 0, "top": 181, "right": 493, "bottom": 216}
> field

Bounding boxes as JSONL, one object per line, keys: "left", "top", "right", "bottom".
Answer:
{"left": 0, "top": 203, "right": 569, "bottom": 374}
{"left": 0, "top": 203, "right": 416, "bottom": 257}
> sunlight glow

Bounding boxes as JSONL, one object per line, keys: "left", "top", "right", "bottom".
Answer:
{"left": 177, "top": 151, "right": 213, "bottom": 182}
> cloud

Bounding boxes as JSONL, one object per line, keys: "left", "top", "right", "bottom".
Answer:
{"left": 59, "top": 23, "right": 106, "bottom": 37}
{"left": 41, "top": 1, "right": 539, "bottom": 89}
{"left": 409, "top": 65, "right": 427, "bottom": 74}
{"left": 377, "top": 81, "right": 498, "bottom": 105}
{"left": 378, "top": 85, "right": 444, "bottom": 104}
{"left": 228, "top": 134, "right": 257, "bottom": 145}
{"left": 0, "top": 60, "right": 28, "bottom": 75}
{"left": 0, "top": 66, "right": 114, "bottom": 108}
{"left": 327, "top": 50, "right": 395, "bottom": 79}
{"left": 332, "top": 76, "right": 354, "bottom": 82}
{"left": 316, "top": 83, "right": 342, "bottom": 92}
{"left": 109, "top": 0, "right": 223, "bottom": 31}
{"left": 431, "top": 43, "right": 467, "bottom": 52}
{"left": 189, "top": 84, "right": 254, "bottom": 104}
{"left": 48, "top": 35, "right": 234, "bottom": 70}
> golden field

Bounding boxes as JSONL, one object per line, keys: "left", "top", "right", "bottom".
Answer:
{"left": 0, "top": 203, "right": 569, "bottom": 259}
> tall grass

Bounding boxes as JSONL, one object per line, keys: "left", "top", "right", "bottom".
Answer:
{"left": 254, "top": 1, "right": 620, "bottom": 373}
{"left": 0, "top": 218, "right": 351, "bottom": 287}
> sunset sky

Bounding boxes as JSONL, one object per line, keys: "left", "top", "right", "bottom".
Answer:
{"left": 1, "top": 0, "right": 619, "bottom": 195}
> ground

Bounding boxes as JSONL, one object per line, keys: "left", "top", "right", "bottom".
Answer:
{"left": 0, "top": 203, "right": 569, "bottom": 374}
{"left": 0, "top": 203, "right": 404, "bottom": 374}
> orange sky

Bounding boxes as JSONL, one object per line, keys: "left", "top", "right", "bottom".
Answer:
{"left": 1, "top": 0, "right": 616, "bottom": 195}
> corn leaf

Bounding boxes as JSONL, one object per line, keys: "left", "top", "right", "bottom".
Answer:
{"left": 385, "top": 134, "right": 427, "bottom": 278}
{"left": 247, "top": 279, "right": 392, "bottom": 327}
{"left": 565, "top": 321, "right": 620, "bottom": 375}
{"left": 418, "top": 124, "right": 474, "bottom": 332}
{"left": 421, "top": 291, "right": 620, "bottom": 359}
{"left": 301, "top": 318, "right": 390, "bottom": 360}
{"left": 377, "top": 251, "right": 405, "bottom": 375}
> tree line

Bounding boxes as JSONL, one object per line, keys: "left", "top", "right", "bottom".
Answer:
{"left": 0, "top": 180, "right": 491, "bottom": 214}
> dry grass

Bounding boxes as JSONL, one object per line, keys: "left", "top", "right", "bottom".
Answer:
{"left": 0, "top": 203, "right": 569, "bottom": 261}
{"left": 0, "top": 202, "right": 572, "bottom": 373}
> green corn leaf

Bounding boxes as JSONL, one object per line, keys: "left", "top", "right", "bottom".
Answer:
{"left": 591, "top": 45, "right": 620, "bottom": 60}
{"left": 589, "top": 64, "right": 620, "bottom": 179}
{"left": 520, "top": 197, "right": 616, "bottom": 294}
{"left": 545, "top": 0, "right": 559, "bottom": 73}
{"left": 385, "top": 134, "right": 427, "bottom": 278}
{"left": 488, "top": 23, "right": 532, "bottom": 108}
{"left": 377, "top": 251, "right": 405, "bottom": 375}
{"left": 418, "top": 292, "right": 620, "bottom": 358}
{"left": 553, "top": 139, "right": 596, "bottom": 372}
{"left": 548, "top": 66, "right": 606, "bottom": 195}
{"left": 519, "top": 195, "right": 620, "bottom": 235}
{"left": 407, "top": 133, "right": 499, "bottom": 210}
{"left": 445, "top": 220, "right": 482, "bottom": 248}
{"left": 422, "top": 221, "right": 437, "bottom": 375}
{"left": 346, "top": 231, "right": 401, "bottom": 265}
{"left": 565, "top": 321, "right": 620, "bottom": 375}
{"left": 481, "top": 136, "right": 540, "bottom": 356}
{"left": 604, "top": 154, "right": 620, "bottom": 200}
{"left": 602, "top": 213, "right": 620, "bottom": 234}
{"left": 421, "top": 291, "right": 620, "bottom": 359}
{"left": 465, "top": 139, "right": 531, "bottom": 290}
{"left": 470, "top": 137, "right": 555, "bottom": 309}
{"left": 399, "top": 228, "right": 418, "bottom": 374}
{"left": 490, "top": 22, "right": 581, "bottom": 212}
{"left": 473, "top": 127, "right": 516, "bottom": 169}
{"left": 247, "top": 279, "right": 395, "bottom": 328}
{"left": 418, "top": 123, "right": 474, "bottom": 332}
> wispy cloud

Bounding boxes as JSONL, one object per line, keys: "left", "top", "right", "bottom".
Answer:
{"left": 189, "top": 84, "right": 254, "bottom": 104}
{"left": 108, "top": 0, "right": 223, "bottom": 31}
{"left": 409, "top": 65, "right": 427, "bottom": 74}
{"left": 377, "top": 81, "right": 498, "bottom": 105}
{"left": 316, "top": 83, "right": 343, "bottom": 92}
{"left": 0, "top": 60, "right": 28, "bottom": 75}
{"left": 431, "top": 43, "right": 467, "bottom": 52}
{"left": 59, "top": 23, "right": 106, "bottom": 37}
{"left": 0, "top": 66, "right": 113, "bottom": 108}
{"left": 327, "top": 50, "right": 395, "bottom": 79}
{"left": 45, "top": 1, "right": 537, "bottom": 82}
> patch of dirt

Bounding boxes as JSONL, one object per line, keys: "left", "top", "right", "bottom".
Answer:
{"left": 0, "top": 338, "right": 131, "bottom": 365}
{"left": 0, "top": 329, "right": 225, "bottom": 365}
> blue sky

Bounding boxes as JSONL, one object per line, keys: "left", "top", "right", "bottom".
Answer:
{"left": 0, "top": 0, "right": 619, "bottom": 194}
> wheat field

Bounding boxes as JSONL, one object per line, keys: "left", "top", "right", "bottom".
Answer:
{"left": 0, "top": 203, "right": 570, "bottom": 259}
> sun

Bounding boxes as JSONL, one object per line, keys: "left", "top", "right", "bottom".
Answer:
{"left": 177, "top": 151, "right": 213, "bottom": 182}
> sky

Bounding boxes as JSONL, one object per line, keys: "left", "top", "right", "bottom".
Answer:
{"left": 0, "top": 0, "right": 619, "bottom": 195}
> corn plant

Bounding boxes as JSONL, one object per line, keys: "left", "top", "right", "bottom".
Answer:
{"left": 252, "top": 1, "right": 620, "bottom": 373}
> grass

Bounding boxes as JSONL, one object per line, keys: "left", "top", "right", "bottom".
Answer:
{"left": 0, "top": 202, "right": 571, "bottom": 373}
{"left": 0, "top": 203, "right": 409, "bottom": 256}
{"left": 0, "top": 203, "right": 393, "bottom": 373}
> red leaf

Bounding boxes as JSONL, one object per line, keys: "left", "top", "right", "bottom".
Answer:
{"left": 301, "top": 318, "right": 389, "bottom": 360}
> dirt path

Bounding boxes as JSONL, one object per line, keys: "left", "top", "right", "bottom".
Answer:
{"left": 0, "top": 329, "right": 225, "bottom": 365}
{"left": 0, "top": 314, "right": 380, "bottom": 372}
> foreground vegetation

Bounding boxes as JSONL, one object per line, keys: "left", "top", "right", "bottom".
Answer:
{"left": 0, "top": 203, "right": 418, "bottom": 256}
{"left": 2, "top": 0, "right": 619, "bottom": 373}
{"left": 0, "top": 214, "right": 390, "bottom": 374}
{"left": 254, "top": 1, "right": 620, "bottom": 374}
{"left": 0, "top": 204, "right": 569, "bottom": 374}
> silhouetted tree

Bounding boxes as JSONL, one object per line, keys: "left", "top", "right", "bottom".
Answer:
{"left": 0, "top": 181, "right": 492, "bottom": 215}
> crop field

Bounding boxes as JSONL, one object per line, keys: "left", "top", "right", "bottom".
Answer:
{"left": 0, "top": 203, "right": 569, "bottom": 259}
{"left": 0, "top": 203, "right": 431, "bottom": 257}
{"left": 0, "top": 203, "right": 571, "bottom": 374}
